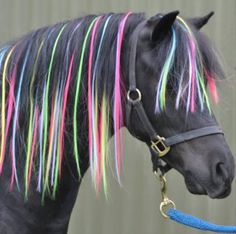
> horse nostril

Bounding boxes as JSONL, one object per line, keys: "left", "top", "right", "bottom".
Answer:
{"left": 215, "top": 163, "right": 229, "bottom": 183}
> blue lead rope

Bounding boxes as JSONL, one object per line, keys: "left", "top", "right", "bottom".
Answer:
{"left": 167, "top": 208, "right": 236, "bottom": 233}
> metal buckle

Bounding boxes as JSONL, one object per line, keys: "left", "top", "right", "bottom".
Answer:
{"left": 151, "top": 136, "right": 170, "bottom": 157}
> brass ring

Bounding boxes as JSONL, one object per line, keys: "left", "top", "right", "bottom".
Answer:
{"left": 127, "top": 88, "right": 142, "bottom": 103}
{"left": 160, "top": 199, "right": 176, "bottom": 219}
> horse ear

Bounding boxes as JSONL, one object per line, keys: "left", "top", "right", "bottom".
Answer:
{"left": 148, "top": 11, "right": 179, "bottom": 42}
{"left": 189, "top": 12, "right": 214, "bottom": 29}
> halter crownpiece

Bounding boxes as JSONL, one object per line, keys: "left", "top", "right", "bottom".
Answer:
{"left": 126, "top": 17, "right": 224, "bottom": 174}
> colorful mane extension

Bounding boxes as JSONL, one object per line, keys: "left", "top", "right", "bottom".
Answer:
{"left": 12, "top": 45, "right": 32, "bottom": 191}
{"left": 88, "top": 16, "right": 103, "bottom": 188}
{"left": 87, "top": 13, "right": 132, "bottom": 193}
{"left": 155, "top": 28, "right": 177, "bottom": 112}
{"left": 0, "top": 46, "right": 15, "bottom": 175}
{"left": 8, "top": 48, "right": 24, "bottom": 191}
{"left": 25, "top": 40, "right": 44, "bottom": 196}
{"left": 113, "top": 12, "right": 132, "bottom": 184}
{"left": 155, "top": 16, "right": 218, "bottom": 114}
{"left": 73, "top": 18, "right": 98, "bottom": 193}
{"left": 89, "top": 15, "right": 112, "bottom": 194}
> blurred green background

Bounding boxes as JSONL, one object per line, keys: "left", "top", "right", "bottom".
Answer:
{"left": 0, "top": 0, "right": 235, "bottom": 233}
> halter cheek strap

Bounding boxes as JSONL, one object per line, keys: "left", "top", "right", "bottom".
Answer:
{"left": 126, "top": 22, "right": 224, "bottom": 174}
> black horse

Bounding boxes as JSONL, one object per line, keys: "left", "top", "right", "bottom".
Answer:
{"left": 0, "top": 11, "right": 234, "bottom": 234}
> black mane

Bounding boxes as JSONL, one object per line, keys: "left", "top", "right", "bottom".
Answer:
{"left": 0, "top": 13, "right": 144, "bottom": 198}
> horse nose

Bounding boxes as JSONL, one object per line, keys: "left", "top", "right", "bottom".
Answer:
{"left": 213, "top": 162, "right": 232, "bottom": 185}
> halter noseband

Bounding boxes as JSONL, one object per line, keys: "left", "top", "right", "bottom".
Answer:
{"left": 126, "top": 22, "right": 224, "bottom": 174}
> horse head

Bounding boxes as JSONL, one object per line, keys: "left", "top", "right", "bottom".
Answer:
{"left": 126, "top": 11, "right": 235, "bottom": 198}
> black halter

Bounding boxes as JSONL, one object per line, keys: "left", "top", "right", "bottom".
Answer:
{"left": 126, "top": 22, "right": 224, "bottom": 174}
